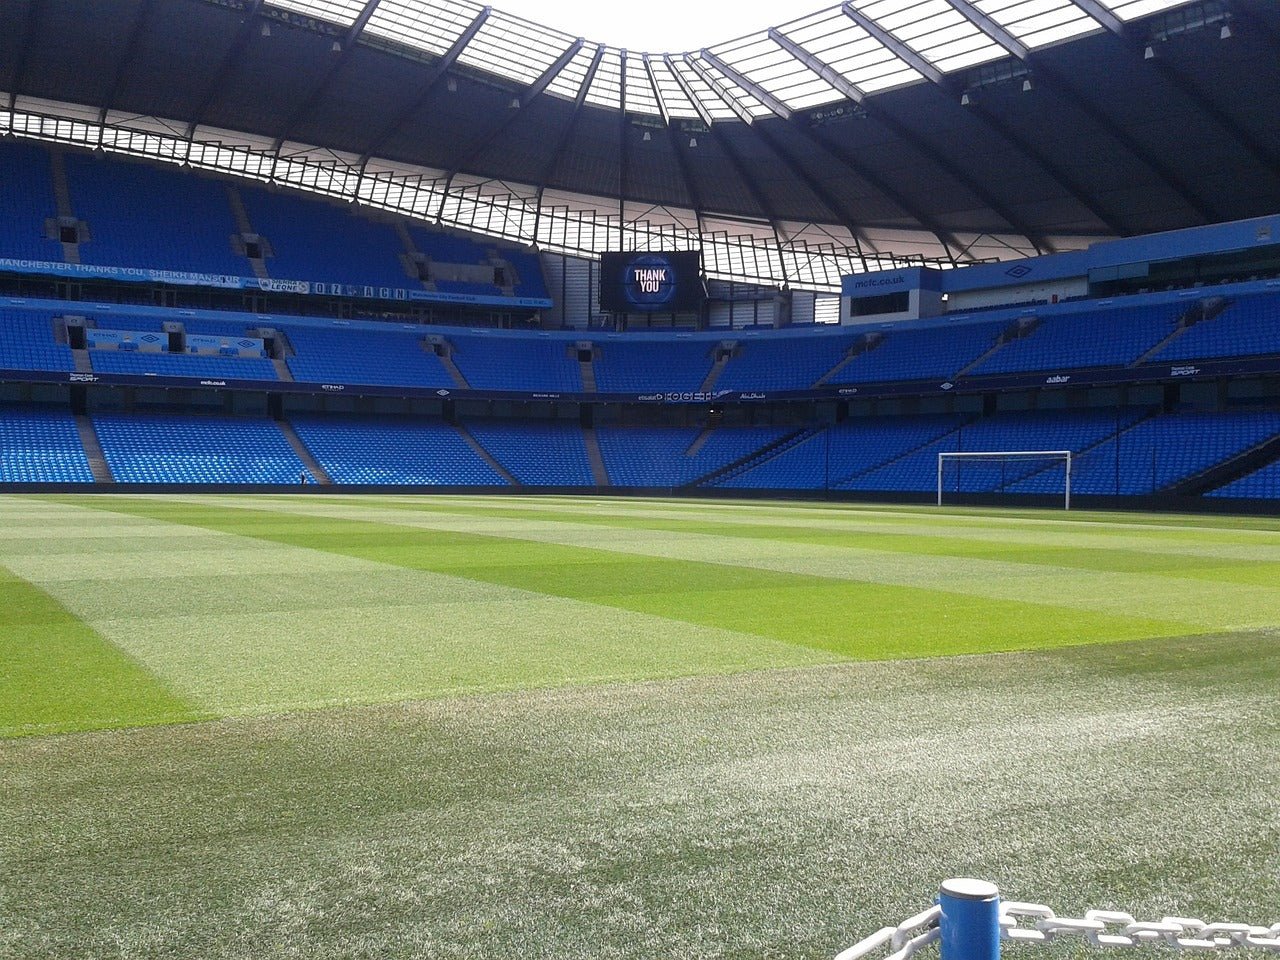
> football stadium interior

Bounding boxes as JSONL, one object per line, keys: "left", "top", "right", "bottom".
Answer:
{"left": 2, "top": 0, "right": 1279, "bottom": 958}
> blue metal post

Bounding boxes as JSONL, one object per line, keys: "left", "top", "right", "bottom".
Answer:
{"left": 939, "top": 879, "right": 1000, "bottom": 960}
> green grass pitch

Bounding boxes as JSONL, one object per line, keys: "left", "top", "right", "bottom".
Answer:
{"left": 1, "top": 493, "right": 1278, "bottom": 959}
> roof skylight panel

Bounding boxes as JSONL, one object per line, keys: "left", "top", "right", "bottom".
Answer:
{"left": 267, "top": 0, "right": 367, "bottom": 27}
{"left": 669, "top": 58, "right": 739, "bottom": 121}
{"left": 458, "top": 11, "right": 575, "bottom": 85}
{"left": 364, "top": 0, "right": 485, "bottom": 57}
{"left": 647, "top": 57, "right": 702, "bottom": 119}
{"left": 780, "top": 14, "right": 922, "bottom": 92}
{"left": 545, "top": 44, "right": 599, "bottom": 100}
{"left": 709, "top": 33, "right": 845, "bottom": 110}
{"left": 1096, "top": 0, "right": 1198, "bottom": 20}
{"left": 973, "top": 0, "right": 1098, "bottom": 47}
{"left": 623, "top": 55, "right": 661, "bottom": 115}
{"left": 855, "top": 0, "right": 1008, "bottom": 72}
{"left": 687, "top": 54, "right": 776, "bottom": 119}
{"left": 583, "top": 48, "right": 623, "bottom": 107}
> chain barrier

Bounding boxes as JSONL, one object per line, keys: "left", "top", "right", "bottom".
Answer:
{"left": 835, "top": 905, "right": 942, "bottom": 960}
{"left": 1001, "top": 902, "right": 1280, "bottom": 952}
{"left": 834, "top": 897, "right": 1280, "bottom": 960}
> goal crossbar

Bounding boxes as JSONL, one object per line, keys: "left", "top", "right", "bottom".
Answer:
{"left": 937, "top": 450, "right": 1073, "bottom": 509}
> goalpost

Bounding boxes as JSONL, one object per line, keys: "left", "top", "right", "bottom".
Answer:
{"left": 937, "top": 450, "right": 1073, "bottom": 510}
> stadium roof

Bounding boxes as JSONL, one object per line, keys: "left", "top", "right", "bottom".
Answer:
{"left": 2, "top": 0, "right": 1279, "bottom": 288}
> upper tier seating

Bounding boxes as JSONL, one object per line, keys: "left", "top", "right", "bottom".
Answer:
{"left": 1150, "top": 294, "right": 1280, "bottom": 362}
{"left": 284, "top": 324, "right": 455, "bottom": 389}
{"left": 0, "top": 406, "right": 93, "bottom": 483}
{"left": 505, "top": 250, "right": 550, "bottom": 300}
{"left": 971, "top": 304, "right": 1185, "bottom": 374}
{"left": 0, "top": 311, "right": 76, "bottom": 373}
{"left": 599, "top": 426, "right": 791, "bottom": 487}
{"left": 240, "top": 187, "right": 412, "bottom": 288}
{"left": 832, "top": 321, "right": 1005, "bottom": 384}
{"left": 449, "top": 334, "right": 581, "bottom": 392}
{"left": 594, "top": 340, "right": 714, "bottom": 393}
{"left": 0, "top": 142, "right": 62, "bottom": 262}
{"left": 466, "top": 421, "right": 594, "bottom": 485}
{"left": 716, "top": 335, "right": 857, "bottom": 392}
{"left": 93, "top": 412, "right": 308, "bottom": 484}
{"left": 65, "top": 154, "right": 250, "bottom": 276}
{"left": 290, "top": 416, "right": 508, "bottom": 486}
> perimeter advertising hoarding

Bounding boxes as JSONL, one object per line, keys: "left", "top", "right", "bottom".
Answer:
{"left": 599, "top": 251, "right": 704, "bottom": 313}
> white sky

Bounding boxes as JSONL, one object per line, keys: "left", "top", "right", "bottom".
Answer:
{"left": 489, "top": 0, "right": 796, "bottom": 51}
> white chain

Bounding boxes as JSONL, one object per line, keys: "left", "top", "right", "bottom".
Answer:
{"left": 833, "top": 901, "right": 1280, "bottom": 960}
{"left": 1001, "top": 902, "right": 1280, "bottom": 952}
{"left": 835, "top": 905, "right": 941, "bottom": 960}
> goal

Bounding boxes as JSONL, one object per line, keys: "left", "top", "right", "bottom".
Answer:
{"left": 937, "top": 450, "right": 1073, "bottom": 509}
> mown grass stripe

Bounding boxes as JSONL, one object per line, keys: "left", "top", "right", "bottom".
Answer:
{"left": 188, "top": 495, "right": 1278, "bottom": 631}
{"left": 312, "top": 497, "right": 1280, "bottom": 580}
{"left": 0, "top": 563, "right": 204, "bottom": 738}
{"left": 0, "top": 498, "right": 837, "bottom": 721}
{"left": 71, "top": 496, "right": 1192, "bottom": 661}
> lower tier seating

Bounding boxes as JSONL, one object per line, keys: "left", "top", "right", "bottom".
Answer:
{"left": 466, "top": 421, "right": 594, "bottom": 486}
{"left": 93, "top": 412, "right": 309, "bottom": 483}
{"left": 599, "top": 426, "right": 791, "bottom": 487}
{"left": 290, "top": 416, "right": 508, "bottom": 486}
{"left": 1211, "top": 457, "right": 1280, "bottom": 499}
{"left": 0, "top": 405, "right": 93, "bottom": 483}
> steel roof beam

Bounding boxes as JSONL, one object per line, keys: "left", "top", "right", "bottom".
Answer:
{"left": 444, "top": 37, "right": 585, "bottom": 176}
{"left": 97, "top": 0, "right": 155, "bottom": 126}
{"left": 1072, "top": 0, "right": 1280, "bottom": 173}
{"left": 359, "top": 6, "right": 491, "bottom": 162}
{"left": 842, "top": 0, "right": 1123, "bottom": 238}
{"left": 270, "top": 0, "right": 383, "bottom": 151}
{"left": 696, "top": 37, "right": 951, "bottom": 260}
{"left": 184, "top": 0, "right": 266, "bottom": 139}
{"left": 663, "top": 56, "right": 715, "bottom": 127}
{"left": 8, "top": 0, "right": 44, "bottom": 111}
{"left": 682, "top": 54, "right": 760, "bottom": 126}
{"left": 769, "top": 24, "right": 1041, "bottom": 252}
{"left": 840, "top": 3, "right": 943, "bottom": 84}
{"left": 941, "top": 0, "right": 1031, "bottom": 59}
{"left": 618, "top": 49, "right": 629, "bottom": 226}
{"left": 697, "top": 49, "right": 793, "bottom": 121}
{"left": 532, "top": 44, "right": 604, "bottom": 209}
{"left": 644, "top": 54, "right": 705, "bottom": 228}
{"left": 767, "top": 28, "right": 863, "bottom": 103}
{"left": 1067, "top": 0, "right": 1125, "bottom": 35}
{"left": 936, "top": 0, "right": 1222, "bottom": 223}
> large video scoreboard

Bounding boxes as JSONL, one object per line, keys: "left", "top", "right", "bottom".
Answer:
{"left": 599, "top": 251, "right": 704, "bottom": 314}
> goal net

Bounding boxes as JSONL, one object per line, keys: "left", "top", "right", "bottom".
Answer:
{"left": 937, "top": 450, "right": 1073, "bottom": 509}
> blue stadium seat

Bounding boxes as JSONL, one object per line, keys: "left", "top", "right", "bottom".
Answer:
{"left": 65, "top": 153, "right": 251, "bottom": 276}
{"left": 0, "top": 405, "right": 93, "bottom": 483}
{"left": 593, "top": 339, "right": 714, "bottom": 393}
{"left": 467, "top": 421, "right": 594, "bottom": 485}
{"left": 290, "top": 416, "right": 508, "bottom": 486}
{"left": 0, "top": 310, "right": 76, "bottom": 373}
{"left": 970, "top": 304, "right": 1183, "bottom": 374}
{"left": 93, "top": 412, "right": 308, "bottom": 483}
{"left": 449, "top": 333, "right": 581, "bottom": 392}
{"left": 601, "top": 426, "right": 790, "bottom": 487}
{"left": 0, "top": 142, "right": 63, "bottom": 262}
{"left": 284, "top": 323, "right": 455, "bottom": 389}
{"left": 240, "top": 186, "right": 412, "bottom": 288}
{"left": 1151, "top": 294, "right": 1280, "bottom": 363}
{"left": 715, "top": 334, "right": 857, "bottom": 392}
